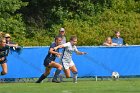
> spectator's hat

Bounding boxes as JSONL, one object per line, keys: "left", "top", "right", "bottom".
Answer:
{"left": 5, "top": 33, "right": 11, "bottom": 38}
{"left": 60, "top": 28, "right": 65, "bottom": 32}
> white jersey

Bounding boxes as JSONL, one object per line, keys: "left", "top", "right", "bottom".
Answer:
{"left": 61, "top": 42, "right": 78, "bottom": 63}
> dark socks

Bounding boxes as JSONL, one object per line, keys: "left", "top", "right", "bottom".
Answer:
{"left": 36, "top": 74, "right": 46, "bottom": 83}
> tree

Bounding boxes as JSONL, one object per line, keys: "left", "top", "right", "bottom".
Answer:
{"left": 0, "top": 0, "right": 28, "bottom": 40}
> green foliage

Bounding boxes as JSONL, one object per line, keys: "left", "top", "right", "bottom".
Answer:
{"left": 50, "top": 0, "right": 140, "bottom": 45}
{"left": 1, "top": 0, "right": 140, "bottom": 46}
{"left": 0, "top": 0, "right": 28, "bottom": 43}
{"left": 0, "top": 0, "right": 27, "bottom": 13}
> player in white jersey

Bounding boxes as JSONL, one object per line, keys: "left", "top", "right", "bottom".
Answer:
{"left": 54, "top": 35, "right": 86, "bottom": 83}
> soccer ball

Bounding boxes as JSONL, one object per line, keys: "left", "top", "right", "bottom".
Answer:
{"left": 112, "top": 71, "right": 119, "bottom": 80}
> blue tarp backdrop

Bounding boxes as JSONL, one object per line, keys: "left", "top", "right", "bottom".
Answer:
{"left": 0, "top": 46, "right": 140, "bottom": 78}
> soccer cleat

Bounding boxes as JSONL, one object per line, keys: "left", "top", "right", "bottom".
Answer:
{"left": 36, "top": 80, "right": 43, "bottom": 83}
{"left": 52, "top": 79, "right": 61, "bottom": 83}
{"left": 36, "top": 80, "right": 41, "bottom": 83}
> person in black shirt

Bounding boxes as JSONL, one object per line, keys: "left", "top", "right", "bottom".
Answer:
{"left": 36, "top": 36, "right": 62, "bottom": 83}
{"left": 0, "top": 38, "right": 9, "bottom": 75}
{"left": 5, "top": 33, "right": 22, "bottom": 54}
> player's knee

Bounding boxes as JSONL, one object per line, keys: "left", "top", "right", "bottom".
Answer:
{"left": 58, "top": 65, "right": 62, "bottom": 70}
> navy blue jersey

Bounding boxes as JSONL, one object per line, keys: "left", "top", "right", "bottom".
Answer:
{"left": 44, "top": 43, "right": 59, "bottom": 61}
{"left": 0, "top": 45, "right": 9, "bottom": 58}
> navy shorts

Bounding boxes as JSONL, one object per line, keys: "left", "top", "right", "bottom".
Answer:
{"left": 0, "top": 58, "right": 7, "bottom": 64}
{"left": 43, "top": 58, "right": 54, "bottom": 67}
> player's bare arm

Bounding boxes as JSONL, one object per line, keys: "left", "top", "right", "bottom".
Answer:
{"left": 54, "top": 45, "right": 64, "bottom": 50}
{"left": 76, "top": 51, "right": 87, "bottom": 55}
{"left": 49, "top": 48, "right": 61, "bottom": 57}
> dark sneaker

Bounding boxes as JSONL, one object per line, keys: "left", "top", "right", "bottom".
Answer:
{"left": 36, "top": 80, "right": 43, "bottom": 83}
{"left": 36, "top": 81, "right": 41, "bottom": 83}
{"left": 52, "top": 79, "right": 61, "bottom": 83}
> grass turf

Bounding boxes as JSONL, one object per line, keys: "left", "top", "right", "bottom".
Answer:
{"left": 0, "top": 78, "right": 140, "bottom": 93}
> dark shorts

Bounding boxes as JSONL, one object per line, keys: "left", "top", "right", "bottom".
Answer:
{"left": 43, "top": 58, "right": 54, "bottom": 67}
{"left": 0, "top": 59, "right": 7, "bottom": 64}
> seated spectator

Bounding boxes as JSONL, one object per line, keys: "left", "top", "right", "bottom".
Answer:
{"left": 112, "top": 31, "right": 125, "bottom": 46}
{"left": 5, "top": 34, "right": 18, "bottom": 48}
{"left": 5, "top": 33, "right": 22, "bottom": 54}
{"left": 103, "top": 37, "right": 118, "bottom": 46}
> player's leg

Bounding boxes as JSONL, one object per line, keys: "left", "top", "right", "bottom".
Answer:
{"left": 36, "top": 66, "right": 52, "bottom": 83}
{"left": 49, "top": 61, "right": 62, "bottom": 70}
{"left": 69, "top": 61, "right": 78, "bottom": 83}
{"left": 52, "top": 56, "right": 63, "bottom": 81}
{"left": 62, "top": 62, "right": 71, "bottom": 78}
{"left": 36, "top": 59, "right": 53, "bottom": 83}
{"left": 0, "top": 62, "right": 8, "bottom": 75}
{"left": 70, "top": 65, "right": 78, "bottom": 83}
{"left": 64, "top": 69, "right": 71, "bottom": 78}
{"left": 50, "top": 61, "right": 62, "bottom": 83}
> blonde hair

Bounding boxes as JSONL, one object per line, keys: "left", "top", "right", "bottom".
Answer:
{"left": 105, "top": 37, "right": 112, "bottom": 44}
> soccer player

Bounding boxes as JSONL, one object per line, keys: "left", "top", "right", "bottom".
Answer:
{"left": 54, "top": 35, "right": 86, "bottom": 83}
{"left": 0, "top": 38, "right": 10, "bottom": 75}
{"left": 36, "top": 36, "right": 63, "bottom": 83}
{"left": 52, "top": 28, "right": 67, "bottom": 82}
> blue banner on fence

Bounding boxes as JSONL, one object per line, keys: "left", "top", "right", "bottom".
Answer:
{"left": 0, "top": 46, "right": 140, "bottom": 78}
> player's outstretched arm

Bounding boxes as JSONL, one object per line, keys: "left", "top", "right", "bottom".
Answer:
{"left": 54, "top": 45, "right": 64, "bottom": 50}
{"left": 76, "top": 51, "right": 87, "bottom": 55}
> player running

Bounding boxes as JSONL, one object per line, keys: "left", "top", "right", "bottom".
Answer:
{"left": 54, "top": 35, "right": 87, "bottom": 83}
{"left": 36, "top": 36, "right": 63, "bottom": 83}
{"left": 0, "top": 38, "right": 10, "bottom": 75}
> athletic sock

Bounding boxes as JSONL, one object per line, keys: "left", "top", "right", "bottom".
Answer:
{"left": 73, "top": 72, "right": 78, "bottom": 83}
{"left": 36, "top": 74, "right": 46, "bottom": 83}
{"left": 53, "top": 69, "right": 61, "bottom": 80}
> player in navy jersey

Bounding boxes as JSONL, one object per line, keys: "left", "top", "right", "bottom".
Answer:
{"left": 36, "top": 36, "right": 62, "bottom": 83}
{"left": 0, "top": 38, "right": 10, "bottom": 75}
{"left": 52, "top": 28, "right": 67, "bottom": 83}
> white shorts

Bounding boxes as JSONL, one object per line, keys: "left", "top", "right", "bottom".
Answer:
{"left": 61, "top": 60, "right": 75, "bottom": 69}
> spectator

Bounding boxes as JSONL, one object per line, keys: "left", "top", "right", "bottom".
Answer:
{"left": 5, "top": 34, "right": 18, "bottom": 48}
{"left": 5, "top": 33, "right": 22, "bottom": 54}
{"left": 103, "top": 37, "right": 117, "bottom": 46}
{"left": 112, "top": 31, "right": 124, "bottom": 46}
{"left": 57, "top": 28, "right": 66, "bottom": 44}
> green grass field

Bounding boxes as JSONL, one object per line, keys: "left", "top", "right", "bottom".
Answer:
{"left": 0, "top": 78, "right": 140, "bottom": 93}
